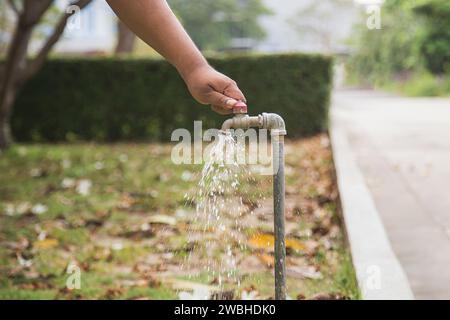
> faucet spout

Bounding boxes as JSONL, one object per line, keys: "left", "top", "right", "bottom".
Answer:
{"left": 220, "top": 114, "right": 263, "bottom": 131}
{"left": 220, "top": 112, "right": 287, "bottom": 136}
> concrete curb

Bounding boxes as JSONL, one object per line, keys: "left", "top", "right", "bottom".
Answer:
{"left": 330, "top": 107, "right": 414, "bottom": 300}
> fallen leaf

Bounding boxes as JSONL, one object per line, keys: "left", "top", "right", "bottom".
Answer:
{"left": 31, "top": 204, "right": 47, "bottom": 215}
{"left": 286, "top": 238, "right": 307, "bottom": 252}
{"left": 179, "top": 287, "right": 210, "bottom": 300}
{"left": 167, "top": 279, "right": 217, "bottom": 299}
{"left": 286, "top": 266, "right": 322, "bottom": 280}
{"left": 103, "top": 288, "right": 124, "bottom": 299}
{"left": 296, "top": 293, "right": 306, "bottom": 300}
{"left": 33, "top": 238, "right": 58, "bottom": 250}
{"left": 17, "top": 253, "right": 32, "bottom": 268}
{"left": 257, "top": 253, "right": 274, "bottom": 267}
{"left": 309, "top": 293, "right": 349, "bottom": 300}
{"left": 148, "top": 214, "right": 177, "bottom": 226}
{"left": 118, "top": 279, "right": 149, "bottom": 287}
{"left": 76, "top": 179, "right": 92, "bottom": 196}
{"left": 61, "top": 178, "right": 76, "bottom": 189}
{"left": 117, "top": 193, "right": 135, "bottom": 210}
{"left": 211, "top": 290, "right": 234, "bottom": 300}
{"left": 247, "top": 234, "right": 274, "bottom": 251}
{"left": 242, "top": 290, "right": 259, "bottom": 300}
{"left": 247, "top": 233, "right": 306, "bottom": 252}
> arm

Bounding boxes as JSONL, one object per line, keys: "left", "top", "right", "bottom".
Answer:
{"left": 106, "top": 0, "right": 246, "bottom": 114}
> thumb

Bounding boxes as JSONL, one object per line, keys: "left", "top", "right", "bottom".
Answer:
{"left": 207, "top": 91, "right": 238, "bottom": 110}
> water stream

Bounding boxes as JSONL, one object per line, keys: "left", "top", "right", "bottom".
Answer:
{"left": 182, "top": 131, "right": 251, "bottom": 298}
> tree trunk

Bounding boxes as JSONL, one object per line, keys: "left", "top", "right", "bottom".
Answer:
{"left": 0, "top": 0, "right": 93, "bottom": 151}
{"left": 0, "top": 22, "right": 33, "bottom": 150}
{"left": 0, "top": 95, "right": 14, "bottom": 150}
{"left": 115, "top": 20, "right": 136, "bottom": 55}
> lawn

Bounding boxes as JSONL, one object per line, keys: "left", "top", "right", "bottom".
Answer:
{"left": 0, "top": 134, "right": 359, "bottom": 300}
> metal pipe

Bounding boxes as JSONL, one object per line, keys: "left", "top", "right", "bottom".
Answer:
{"left": 221, "top": 114, "right": 262, "bottom": 131}
{"left": 221, "top": 108, "right": 287, "bottom": 300}
{"left": 272, "top": 134, "right": 286, "bottom": 300}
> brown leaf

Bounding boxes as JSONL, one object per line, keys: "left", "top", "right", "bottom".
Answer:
{"left": 247, "top": 233, "right": 306, "bottom": 253}
{"left": 33, "top": 238, "right": 58, "bottom": 250}
{"left": 309, "top": 293, "right": 350, "bottom": 300}
{"left": 257, "top": 253, "right": 274, "bottom": 268}
{"left": 286, "top": 266, "right": 322, "bottom": 280}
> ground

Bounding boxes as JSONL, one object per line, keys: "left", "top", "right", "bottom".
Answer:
{"left": 0, "top": 134, "right": 358, "bottom": 300}
{"left": 332, "top": 89, "right": 450, "bottom": 299}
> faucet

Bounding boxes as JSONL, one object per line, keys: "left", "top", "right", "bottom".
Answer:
{"left": 221, "top": 102, "right": 287, "bottom": 136}
{"left": 221, "top": 102, "right": 287, "bottom": 300}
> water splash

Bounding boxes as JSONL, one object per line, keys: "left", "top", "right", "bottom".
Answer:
{"left": 182, "top": 131, "right": 250, "bottom": 297}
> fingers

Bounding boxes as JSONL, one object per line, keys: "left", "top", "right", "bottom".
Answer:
{"left": 211, "top": 105, "right": 233, "bottom": 115}
{"left": 223, "top": 82, "right": 246, "bottom": 103}
{"left": 207, "top": 91, "right": 239, "bottom": 110}
{"left": 207, "top": 81, "right": 247, "bottom": 115}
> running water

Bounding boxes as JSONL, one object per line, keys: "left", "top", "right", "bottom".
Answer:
{"left": 182, "top": 131, "right": 250, "bottom": 298}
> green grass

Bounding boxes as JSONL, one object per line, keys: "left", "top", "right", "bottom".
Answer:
{"left": 0, "top": 137, "right": 359, "bottom": 300}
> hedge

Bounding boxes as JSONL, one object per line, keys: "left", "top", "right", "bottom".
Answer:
{"left": 12, "top": 54, "right": 333, "bottom": 142}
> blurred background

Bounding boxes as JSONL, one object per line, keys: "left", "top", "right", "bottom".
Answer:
{"left": 0, "top": 0, "right": 449, "bottom": 300}
{"left": 1, "top": 0, "right": 447, "bottom": 147}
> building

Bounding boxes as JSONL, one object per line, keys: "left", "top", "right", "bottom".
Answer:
{"left": 55, "top": 0, "right": 116, "bottom": 54}
{"left": 54, "top": 0, "right": 366, "bottom": 55}
{"left": 256, "top": 0, "right": 359, "bottom": 54}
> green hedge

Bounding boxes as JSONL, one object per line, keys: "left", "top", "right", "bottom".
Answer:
{"left": 12, "top": 54, "right": 333, "bottom": 142}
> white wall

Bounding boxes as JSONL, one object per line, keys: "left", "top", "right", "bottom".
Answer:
{"left": 256, "top": 0, "right": 359, "bottom": 54}
{"left": 55, "top": 0, "right": 116, "bottom": 54}
{"left": 52, "top": 0, "right": 362, "bottom": 55}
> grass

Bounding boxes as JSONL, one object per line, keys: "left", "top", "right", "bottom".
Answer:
{"left": 380, "top": 72, "right": 450, "bottom": 97}
{"left": 346, "top": 68, "right": 450, "bottom": 97}
{"left": 0, "top": 135, "right": 359, "bottom": 300}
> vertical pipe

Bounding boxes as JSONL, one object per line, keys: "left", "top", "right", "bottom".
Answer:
{"left": 273, "top": 134, "right": 286, "bottom": 300}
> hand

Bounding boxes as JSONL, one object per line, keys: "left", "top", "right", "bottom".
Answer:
{"left": 183, "top": 65, "right": 246, "bottom": 115}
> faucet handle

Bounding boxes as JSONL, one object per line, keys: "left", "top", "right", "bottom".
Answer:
{"left": 232, "top": 101, "right": 247, "bottom": 114}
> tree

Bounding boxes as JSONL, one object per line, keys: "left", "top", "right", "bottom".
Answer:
{"left": 347, "top": 0, "right": 450, "bottom": 86}
{"left": 288, "top": 0, "right": 355, "bottom": 54}
{"left": 412, "top": 0, "right": 450, "bottom": 73}
{"left": 168, "top": 0, "right": 271, "bottom": 51}
{"left": 0, "top": 0, "right": 93, "bottom": 150}
{"left": 114, "top": 20, "right": 136, "bottom": 55}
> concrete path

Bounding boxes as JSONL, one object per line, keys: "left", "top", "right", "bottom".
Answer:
{"left": 332, "top": 89, "right": 450, "bottom": 299}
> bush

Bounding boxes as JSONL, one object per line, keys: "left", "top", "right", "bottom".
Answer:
{"left": 347, "top": 0, "right": 450, "bottom": 88}
{"left": 388, "top": 72, "right": 450, "bottom": 97}
{"left": 12, "top": 54, "right": 333, "bottom": 142}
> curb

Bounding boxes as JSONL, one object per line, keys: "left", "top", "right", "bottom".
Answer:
{"left": 330, "top": 106, "right": 414, "bottom": 300}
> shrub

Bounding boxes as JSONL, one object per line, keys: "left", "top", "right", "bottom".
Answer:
{"left": 347, "top": 0, "right": 450, "bottom": 89}
{"left": 12, "top": 54, "right": 333, "bottom": 142}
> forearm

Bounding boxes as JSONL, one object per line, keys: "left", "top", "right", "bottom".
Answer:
{"left": 106, "top": 0, "right": 207, "bottom": 80}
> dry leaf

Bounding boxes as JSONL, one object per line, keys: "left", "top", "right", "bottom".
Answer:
{"left": 148, "top": 214, "right": 177, "bottom": 226}
{"left": 33, "top": 238, "right": 58, "bottom": 250}
{"left": 257, "top": 253, "right": 274, "bottom": 267}
{"left": 286, "top": 266, "right": 322, "bottom": 280}
{"left": 286, "top": 238, "right": 307, "bottom": 252}
{"left": 247, "top": 233, "right": 306, "bottom": 252}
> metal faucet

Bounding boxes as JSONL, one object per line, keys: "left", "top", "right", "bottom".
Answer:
{"left": 221, "top": 101, "right": 287, "bottom": 300}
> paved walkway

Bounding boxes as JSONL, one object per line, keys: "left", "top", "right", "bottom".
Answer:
{"left": 332, "top": 89, "right": 450, "bottom": 299}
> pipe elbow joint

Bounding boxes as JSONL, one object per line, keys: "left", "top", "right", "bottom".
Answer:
{"left": 262, "top": 113, "right": 287, "bottom": 136}
{"left": 221, "top": 118, "right": 234, "bottom": 131}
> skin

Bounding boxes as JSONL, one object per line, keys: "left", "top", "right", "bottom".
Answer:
{"left": 106, "top": 0, "right": 246, "bottom": 114}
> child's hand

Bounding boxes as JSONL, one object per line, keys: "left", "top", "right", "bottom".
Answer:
{"left": 184, "top": 65, "right": 246, "bottom": 115}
